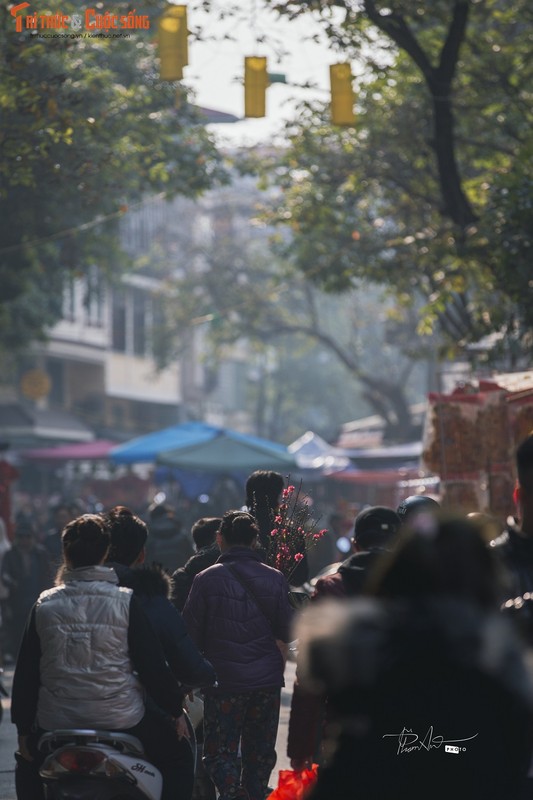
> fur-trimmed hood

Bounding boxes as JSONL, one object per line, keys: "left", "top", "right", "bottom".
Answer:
{"left": 109, "top": 562, "right": 172, "bottom": 599}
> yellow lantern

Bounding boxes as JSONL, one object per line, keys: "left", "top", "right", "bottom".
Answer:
{"left": 330, "top": 63, "right": 356, "bottom": 126}
{"left": 158, "top": 5, "right": 189, "bottom": 81}
{"left": 244, "top": 56, "right": 268, "bottom": 118}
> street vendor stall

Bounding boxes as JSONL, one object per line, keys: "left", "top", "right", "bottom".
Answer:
{"left": 422, "top": 370, "right": 533, "bottom": 522}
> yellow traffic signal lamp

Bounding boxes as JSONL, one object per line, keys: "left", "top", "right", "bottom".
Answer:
{"left": 330, "top": 63, "right": 356, "bottom": 126}
{"left": 244, "top": 56, "right": 269, "bottom": 118}
{"left": 158, "top": 4, "right": 189, "bottom": 82}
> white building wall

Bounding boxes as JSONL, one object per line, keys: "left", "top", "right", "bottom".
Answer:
{"left": 105, "top": 352, "right": 181, "bottom": 403}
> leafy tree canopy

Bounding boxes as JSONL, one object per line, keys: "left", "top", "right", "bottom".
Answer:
{"left": 228, "top": 0, "right": 533, "bottom": 360}
{"left": 0, "top": 1, "right": 227, "bottom": 354}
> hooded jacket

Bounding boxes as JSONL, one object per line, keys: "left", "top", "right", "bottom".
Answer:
{"left": 182, "top": 546, "right": 294, "bottom": 693}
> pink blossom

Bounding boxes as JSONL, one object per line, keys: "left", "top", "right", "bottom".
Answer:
{"left": 270, "top": 529, "right": 278, "bottom": 536}
{"left": 275, "top": 515, "right": 282, "bottom": 524}
{"left": 293, "top": 552, "right": 304, "bottom": 562}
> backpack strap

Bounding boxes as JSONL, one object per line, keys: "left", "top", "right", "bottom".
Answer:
{"left": 224, "top": 562, "right": 273, "bottom": 631}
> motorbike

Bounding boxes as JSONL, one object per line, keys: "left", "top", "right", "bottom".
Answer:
{"left": 39, "top": 716, "right": 196, "bottom": 800}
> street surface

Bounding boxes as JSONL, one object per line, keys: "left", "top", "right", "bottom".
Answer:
{"left": 0, "top": 662, "right": 295, "bottom": 799}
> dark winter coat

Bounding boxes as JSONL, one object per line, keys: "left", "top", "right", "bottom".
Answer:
{"left": 491, "top": 523, "right": 533, "bottom": 643}
{"left": 171, "top": 543, "right": 220, "bottom": 611}
{"left": 300, "top": 597, "right": 533, "bottom": 800}
{"left": 288, "top": 547, "right": 402, "bottom": 763}
{"left": 182, "top": 546, "right": 294, "bottom": 693}
{"left": 109, "top": 562, "right": 216, "bottom": 690}
{"left": 1, "top": 544, "right": 51, "bottom": 611}
{"left": 145, "top": 518, "right": 195, "bottom": 574}
{"left": 490, "top": 523, "right": 533, "bottom": 596}
{"left": 312, "top": 549, "right": 388, "bottom": 601}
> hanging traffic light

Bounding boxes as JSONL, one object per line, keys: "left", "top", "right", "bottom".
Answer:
{"left": 330, "top": 63, "right": 356, "bottom": 126}
{"left": 158, "top": 4, "right": 189, "bottom": 81}
{"left": 244, "top": 56, "right": 268, "bottom": 118}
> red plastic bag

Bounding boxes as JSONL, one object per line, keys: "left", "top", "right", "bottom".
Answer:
{"left": 266, "top": 765, "right": 319, "bottom": 800}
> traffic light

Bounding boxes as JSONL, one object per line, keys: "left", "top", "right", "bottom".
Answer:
{"left": 244, "top": 56, "right": 268, "bottom": 118}
{"left": 330, "top": 63, "right": 356, "bottom": 126}
{"left": 158, "top": 4, "right": 189, "bottom": 81}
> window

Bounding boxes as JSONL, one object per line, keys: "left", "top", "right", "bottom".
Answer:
{"left": 85, "top": 265, "right": 104, "bottom": 327}
{"left": 112, "top": 289, "right": 127, "bottom": 353}
{"left": 133, "top": 289, "right": 147, "bottom": 356}
{"left": 62, "top": 276, "right": 76, "bottom": 321}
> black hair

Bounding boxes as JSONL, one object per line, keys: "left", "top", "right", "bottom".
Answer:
{"left": 219, "top": 510, "right": 259, "bottom": 547}
{"left": 62, "top": 514, "right": 110, "bottom": 569}
{"left": 367, "top": 514, "right": 502, "bottom": 610}
{"left": 104, "top": 505, "right": 148, "bottom": 566}
{"left": 516, "top": 434, "right": 533, "bottom": 493}
{"left": 245, "top": 470, "right": 284, "bottom": 512}
{"left": 148, "top": 502, "right": 174, "bottom": 521}
{"left": 191, "top": 517, "right": 221, "bottom": 549}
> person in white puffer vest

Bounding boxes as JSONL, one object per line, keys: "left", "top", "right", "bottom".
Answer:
{"left": 11, "top": 513, "right": 189, "bottom": 800}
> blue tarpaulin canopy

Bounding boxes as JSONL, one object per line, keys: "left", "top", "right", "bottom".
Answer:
{"left": 109, "top": 422, "right": 298, "bottom": 473}
{"left": 157, "top": 430, "right": 298, "bottom": 474}
{"left": 109, "top": 423, "right": 218, "bottom": 465}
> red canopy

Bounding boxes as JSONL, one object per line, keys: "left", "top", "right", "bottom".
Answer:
{"left": 20, "top": 440, "right": 118, "bottom": 461}
{"left": 327, "top": 468, "right": 420, "bottom": 485}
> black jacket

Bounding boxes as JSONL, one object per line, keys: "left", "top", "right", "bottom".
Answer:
{"left": 171, "top": 543, "right": 220, "bottom": 611}
{"left": 301, "top": 597, "right": 533, "bottom": 800}
{"left": 491, "top": 523, "right": 533, "bottom": 643}
{"left": 109, "top": 562, "right": 216, "bottom": 689}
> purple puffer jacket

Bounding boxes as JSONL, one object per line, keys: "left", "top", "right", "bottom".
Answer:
{"left": 182, "top": 547, "right": 294, "bottom": 693}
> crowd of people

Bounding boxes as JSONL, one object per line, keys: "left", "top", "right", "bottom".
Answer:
{"left": 3, "top": 433, "right": 533, "bottom": 800}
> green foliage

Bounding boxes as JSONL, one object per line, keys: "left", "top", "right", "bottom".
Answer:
{"left": 147, "top": 183, "right": 429, "bottom": 442}
{"left": 250, "top": 0, "right": 533, "bottom": 359}
{"left": 0, "top": 1, "right": 227, "bottom": 353}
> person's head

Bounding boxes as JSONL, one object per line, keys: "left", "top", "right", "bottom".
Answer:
{"left": 515, "top": 434, "right": 533, "bottom": 523}
{"left": 148, "top": 502, "right": 181, "bottom": 536}
{"left": 62, "top": 514, "right": 110, "bottom": 569}
{"left": 51, "top": 503, "right": 73, "bottom": 532}
{"left": 148, "top": 502, "right": 174, "bottom": 521}
{"left": 396, "top": 495, "right": 440, "bottom": 526}
{"left": 367, "top": 513, "right": 502, "bottom": 610}
{"left": 352, "top": 506, "right": 401, "bottom": 552}
{"left": 104, "top": 505, "right": 148, "bottom": 566}
{"left": 218, "top": 510, "right": 259, "bottom": 550}
{"left": 15, "top": 520, "right": 36, "bottom": 549}
{"left": 329, "top": 512, "right": 344, "bottom": 535}
{"left": 245, "top": 470, "right": 285, "bottom": 513}
{"left": 191, "top": 517, "right": 221, "bottom": 550}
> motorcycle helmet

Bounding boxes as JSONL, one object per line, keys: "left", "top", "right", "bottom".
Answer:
{"left": 396, "top": 495, "right": 440, "bottom": 524}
